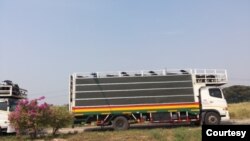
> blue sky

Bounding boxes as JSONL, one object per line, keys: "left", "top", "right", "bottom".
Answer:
{"left": 0, "top": 0, "right": 249, "bottom": 105}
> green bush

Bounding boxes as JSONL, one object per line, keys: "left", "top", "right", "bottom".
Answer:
{"left": 223, "top": 85, "right": 250, "bottom": 103}
{"left": 49, "top": 106, "right": 73, "bottom": 136}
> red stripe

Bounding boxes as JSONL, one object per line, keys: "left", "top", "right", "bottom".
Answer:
{"left": 72, "top": 102, "right": 199, "bottom": 110}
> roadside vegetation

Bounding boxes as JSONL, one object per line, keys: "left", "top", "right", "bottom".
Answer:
{"left": 228, "top": 102, "right": 250, "bottom": 119}
{"left": 0, "top": 126, "right": 201, "bottom": 141}
{"left": 66, "top": 127, "right": 201, "bottom": 141}
{"left": 223, "top": 85, "right": 250, "bottom": 103}
{"left": 223, "top": 85, "right": 250, "bottom": 119}
{"left": 7, "top": 97, "right": 73, "bottom": 139}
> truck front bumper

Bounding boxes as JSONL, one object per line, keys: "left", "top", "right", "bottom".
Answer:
{"left": 221, "top": 111, "right": 230, "bottom": 121}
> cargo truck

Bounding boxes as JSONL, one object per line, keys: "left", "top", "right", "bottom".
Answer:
{"left": 0, "top": 80, "right": 27, "bottom": 133}
{"left": 69, "top": 69, "right": 230, "bottom": 130}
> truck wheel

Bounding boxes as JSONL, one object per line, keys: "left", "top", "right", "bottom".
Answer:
{"left": 112, "top": 116, "right": 129, "bottom": 130}
{"left": 204, "top": 112, "right": 220, "bottom": 125}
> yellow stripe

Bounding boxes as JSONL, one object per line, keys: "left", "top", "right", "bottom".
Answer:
{"left": 73, "top": 105, "right": 198, "bottom": 112}
{"left": 73, "top": 105, "right": 199, "bottom": 113}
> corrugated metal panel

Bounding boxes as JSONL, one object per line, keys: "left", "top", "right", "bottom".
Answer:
{"left": 75, "top": 88, "right": 193, "bottom": 99}
{"left": 75, "top": 81, "right": 192, "bottom": 91}
{"left": 75, "top": 75, "right": 192, "bottom": 84}
{"left": 73, "top": 75, "right": 195, "bottom": 107}
{"left": 75, "top": 96, "right": 194, "bottom": 106}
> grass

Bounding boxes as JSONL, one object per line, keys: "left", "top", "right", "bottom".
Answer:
{"left": 174, "top": 127, "right": 201, "bottom": 141}
{"left": 0, "top": 133, "right": 72, "bottom": 141}
{"left": 0, "top": 126, "right": 201, "bottom": 141}
{"left": 66, "top": 126, "right": 201, "bottom": 141}
{"left": 228, "top": 102, "right": 250, "bottom": 119}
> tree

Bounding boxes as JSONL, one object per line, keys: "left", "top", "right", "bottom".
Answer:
{"left": 223, "top": 85, "right": 250, "bottom": 103}
{"left": 49, "top": 106, "right": 73, "bottom": 136}
{"left": 8, "top": 96, "right": 51, "bottom": 138}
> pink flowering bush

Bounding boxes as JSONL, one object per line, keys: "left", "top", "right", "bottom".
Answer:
{"left": 9, "top": 97, "right": 73, "bottom": 138}
{"left": 8, "top": 96, "right": 51, "bottom": 138}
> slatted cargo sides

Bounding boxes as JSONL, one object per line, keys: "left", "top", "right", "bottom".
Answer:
{"left": 70, "top": 71, "right": 200, "bottom": 115}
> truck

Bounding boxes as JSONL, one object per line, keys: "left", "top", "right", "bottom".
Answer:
{"left": 69, "top": 69, "right": 230, "bottom": 130}
{"left": 0, "top": 80, "right": 27, "bottom": 133}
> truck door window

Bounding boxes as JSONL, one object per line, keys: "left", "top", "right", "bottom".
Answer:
{"left": 0, "top": 101, "right": 8, "bottom": 111}
{"left": 9, "top": 99, "right": 18, "bottom": 111}
{"left": 209, "top": 88, "right": 222, "bottom": 98}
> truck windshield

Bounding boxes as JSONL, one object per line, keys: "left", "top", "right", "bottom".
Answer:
{"left": 209, "top": 88, "right": 222, "bottom": 98}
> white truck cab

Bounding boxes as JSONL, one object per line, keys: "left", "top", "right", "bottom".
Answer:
{"left": 0, "top": 99, "right": 16, "bottom": 133}
{"left": 0, "top": 80, "right": 27, "bottom": 133}
{"left": 192, "top": 69, "right": 230, "bottom": 125}
{"left": 200, "top": 86, "right": 230, "bottom": 124}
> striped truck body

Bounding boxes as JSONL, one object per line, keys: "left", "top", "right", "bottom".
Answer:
{"left": 70, "top": 74, "right": 200, "bottom": 116}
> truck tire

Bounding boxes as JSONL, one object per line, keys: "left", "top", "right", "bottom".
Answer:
{"left": 112, "top": 116, "right": 129, "bottom": 130}
{"left": 204, "top": 112, "right": 221, "bottom": 125}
